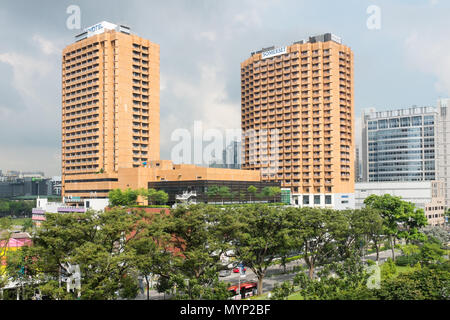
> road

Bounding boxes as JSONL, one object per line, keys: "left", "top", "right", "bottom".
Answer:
{"left": 135, "top": 249, "right": 401, "bottom": 300}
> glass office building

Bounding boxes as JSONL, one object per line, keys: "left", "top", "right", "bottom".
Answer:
{"left": 362, "top": 106, "right": 437, "bottom": 182}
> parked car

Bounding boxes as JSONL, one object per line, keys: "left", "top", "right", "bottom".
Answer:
{"left": 233, "top": 267, "right": 246, "bottom": 273}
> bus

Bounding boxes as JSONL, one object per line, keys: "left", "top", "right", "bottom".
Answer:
{"left": 227, "top": 281, "right": 257, "bottom": 300}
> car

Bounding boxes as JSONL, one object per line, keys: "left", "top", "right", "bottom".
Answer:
{"left": 233, "top": 267, "right": 246, "bottom": 273}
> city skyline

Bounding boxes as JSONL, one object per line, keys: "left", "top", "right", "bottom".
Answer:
{"left": 1, "top": 0, "right": 450, "bottom": 176}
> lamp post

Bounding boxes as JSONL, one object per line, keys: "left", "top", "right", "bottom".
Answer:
{"left": 32, "top": 177, "right": 43, "bottom": 200}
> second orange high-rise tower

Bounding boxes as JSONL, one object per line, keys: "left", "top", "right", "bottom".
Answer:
{"left": 241, "top": 34, "right": 354, "bottom": 209}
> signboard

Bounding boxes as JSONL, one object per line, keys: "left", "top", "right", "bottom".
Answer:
{"left": 331, "top": 34, "right": 342, "bottom": 44}
{"left": 84, "top": 21, "right": 117, "bottom": 38}
{"left": 261, "top": 46, "right": 287, "bottom": 59}
{"left": 281, "top": 189, "right": 291, "bottom": 205}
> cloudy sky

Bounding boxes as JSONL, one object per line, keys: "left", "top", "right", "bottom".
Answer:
{"left": 1, "top": 0, "right": 450, "bottom": 176}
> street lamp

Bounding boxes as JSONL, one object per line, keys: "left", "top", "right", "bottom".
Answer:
{"left": 32, "top": 177, "right": 43, "bottom": 200}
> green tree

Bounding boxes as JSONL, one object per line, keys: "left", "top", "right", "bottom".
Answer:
{"left": 238, "top": 191, "right": 247, "bottom": 204}
{"left": 247, "top": 186, "right": 257, "bottom": 203}
{"left": 206, "top": 186, "right": 220, "bottom": 203}
{"left": 261, "top": 187, "right": 282, "bottom": 203}
{"left": 421, "top": 226, "right": 450, "bottom": 246}
{"left": 160, "top": 204, "right": 232, "bottom": 299}
{"left": 108, "top": 189, "right": 139, "bottom": 207}
{"left": 0, "top": 202, "right": 10, "bottom": 214}
{"left": 293, "top": 255, "right": 376, "bottom": 300}
{"left": 381, "top": 258, "right": 397, "bottom": 280}
{"left": 226, "top": 204, "right": 291, "bottom": 295}
{"left": 217, "top": 186, "right": 231, "bottom": 205}
{"left": 419, "top": 241, "right": 446, "bottom": 266}
{"left": 359, "top": 208, "right": 384, "bottom": 262}
{"left": 21, "top": 218, "right": 33, "bottom": 233}
{"left": 270, "top": 281, "right": 294, "bottom": 300}
{"left": 6, "top": 247, "right": 39, "bottom": 300}
{"left": 145, "top": 189, "right": 169, "bottom": 206}
{"left": 293, "top": 208, "right": 347, "bottom": 279}
{"left": 1, "top": 219, "right": 14, "bottom": 295}
{"left": 131, "top": 210, "right": 174, "bottom": 300}
{"left": 19, "top": 208, "right": 150, "bottom": 300}
{"left": 376, "top": 267, "right": 450, "bottom": 300}
{"left": 364, "top": 194, "right": 427, "bottom": 260}
{"left": 108, "top": 189, "right": 126, "bottom": 207}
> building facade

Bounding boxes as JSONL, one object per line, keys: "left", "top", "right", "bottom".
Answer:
{"left": 148, "top": 180, "right": 281, "bottom": 205}
{"left": 0, "top": 178, "right": 53, "bottom": 199}
{"left": 240, "top": 33, "right": 355, "bottom": 209}
{"left": 436, "top": 98, "right": 450, "bottom": 207}
{"left": 62, "top": 22, "right": 160, "bottom": 199}
{"left": 362, "top": 106, "right": 437, "bottom": 183}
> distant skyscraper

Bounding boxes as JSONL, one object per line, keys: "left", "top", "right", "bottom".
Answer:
{"left": 223, "top": 140, "right": 241, "bottom": 169}
{"left": 241, "top": 33, "right": 355, "bottom": 209}
{"left": 355, "top": 145, "right": 361, "bottom": 182}
{"left": 362, "top": 106, "right": 437, "bottom": 182}
{"left": 436, "top": 98, "right": 450, "bottom": 207}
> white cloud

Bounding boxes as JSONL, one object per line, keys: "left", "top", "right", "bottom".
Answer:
{"left": 32, "top": 34, "right": 61, "bottom": 55}
{"left": 404, "top": 30, "right": 450, "bottom": 97}
{"left": 0, "top": 52, "right": 53, "bottom": 103}
{"left": 429, "top": 0, "right": 439, "bottom": 6}
{"left": 197, "top": 31, "right": 217, "bottom": 42}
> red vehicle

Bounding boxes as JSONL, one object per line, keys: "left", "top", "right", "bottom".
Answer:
{"left": 228, "top": 282, "right": 257, "bottom": 299}
{"left": 233, "top": 267, "right": 246, "bottom": 273}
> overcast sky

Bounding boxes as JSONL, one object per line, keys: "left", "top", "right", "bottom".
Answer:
{"left": 1, "top": 0, "right": 450, "bottom": 176}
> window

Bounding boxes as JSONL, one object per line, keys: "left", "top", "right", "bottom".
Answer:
{"left": 378, "top": 119, "right": 388, "bottom": 129}
{"left": 412, "top": 116, "right": 422, "bottom": 126}
{"left": 325, "top": 195, "right": 332, "bottom": 205}
{"left": 400, "top": 117, "right": 411, "bottom": 127}
{"left": 368, "top": 121, "right": 377, "bottom": 130}
{"left": 389, "top": 118, "right": 400, "bottom": 128}
{"left": 303, "top": 196, "right": 310, "bottom": 205}
{"left": 314, "top": 195, "right": 321, "bottom": 205}
{"left": 424, "top": 115, "right": 435, "bottom": 125}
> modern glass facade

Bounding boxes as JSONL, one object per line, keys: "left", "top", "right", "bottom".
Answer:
{"left": 363, "top": 106, "right": 437, "bottom": 182}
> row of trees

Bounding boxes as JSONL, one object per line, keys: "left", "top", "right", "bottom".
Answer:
{"left": 2, "top": 193, "right": 435, "bottom": 299}
{"left": 206, "top": 185, "right": 282, "bottom": 204}
{"left": 271, "top": 253, "right": 449, "bottom": 300}
{"left": 0, "top": 200, "right": 35, "bottom": 217}
{"left": 108, "top": 188, "right": 169, "bottom": 207}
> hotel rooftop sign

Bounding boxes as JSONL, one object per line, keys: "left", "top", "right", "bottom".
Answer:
{"left": 75, "top": 21, "right": 131, "bottom": 42}
{"left": 84, "top": 21, "right": 117, "bottom": 37}
{"left": 261, "top": 46, "right": 288, "bottom": 59}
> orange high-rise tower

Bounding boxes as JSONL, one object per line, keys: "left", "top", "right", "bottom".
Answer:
{"left": 62, "top": 22, "right": 160, "bottom": 198}
{"left": 241, "top": 33, "right": 354, "bottom": 209}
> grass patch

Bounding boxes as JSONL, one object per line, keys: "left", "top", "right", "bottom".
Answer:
{"left": 287, "top": 292, "right": 304, "bottom": 300}
{"left": 395, "top": 265, "right": 416, "bottom": 275}
{"left": 249, "top": 293, "right": 269, "bottom": 300}
{"left": 11, "top": 218, "right": 32, "bottom": 227}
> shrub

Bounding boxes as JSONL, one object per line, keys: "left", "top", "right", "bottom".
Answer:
{"left": 381, "top": 258, "right": 397, "bottom": 280}
{"left": 366, "top": 259, "right": 376, "bottom": 266}
{"left": 395, "top": 254, "right": 420, "bottom": 267}
{"left": 376, "top": 268, "right": 450, "bottom": 300}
